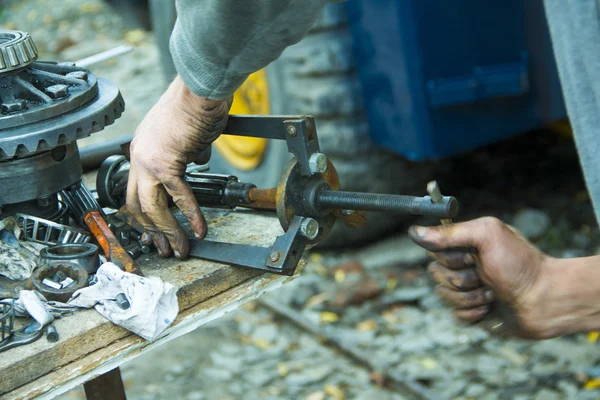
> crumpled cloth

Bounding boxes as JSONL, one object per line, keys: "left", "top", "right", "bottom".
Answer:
{"left": 3, "top": 290, "right": 79, "bottom": 326}
{"left": 0, "top": 217, "right": 38, "bottom": 280}
{"left": 68, "top": 263, "right": 179, "bottom": 341}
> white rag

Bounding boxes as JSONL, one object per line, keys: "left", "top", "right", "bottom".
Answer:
{"left": 68, "top": 262, "right": 179, "bottom": 341}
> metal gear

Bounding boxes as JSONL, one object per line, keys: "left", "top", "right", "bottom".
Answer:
{"left": 0, "top": 30, "right": 125, "bottom": 161}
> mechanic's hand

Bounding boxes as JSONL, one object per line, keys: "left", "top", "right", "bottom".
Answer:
{"left": 126, "top": 75, "right": 231, "bottom": 259}
{"left": 408, "top": 217, "right": 555, "bottom": 338}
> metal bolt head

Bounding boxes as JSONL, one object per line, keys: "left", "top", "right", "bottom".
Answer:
{"left": 308, "top": 153, "right": 328, "bottom": 174}
{"left": 115, "top": 293, "right": 130, "bottom": 310}
{"left": 269, "top": 251, "right": 280, "bottom": 263}
{"left": 66, "top": 71, "right": 88, "bottom": 81}
{"left": 45, "top": 84, "right": 69, "bottom": 99}
{"left": 300, "top": 218, "right": 320, "bottom": 240}
{"left": 287, "top": 125, "right": 297, "bottom": 137}
{"left": 1, "top": 100, "right": 26, "bottom": 114}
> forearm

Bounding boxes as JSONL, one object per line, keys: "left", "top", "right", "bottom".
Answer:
{"left": 169, "top": 0, "right": 330, "bottom": 99}
{"left": 535, "top": 255, "right": 600, "bottom": 337}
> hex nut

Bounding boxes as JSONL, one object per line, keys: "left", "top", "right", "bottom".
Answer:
{"left": 66, "top": 71, "right": 88, "bottom": 81}
{"left": 287, "top": 125, "right": 297, "bottom": 137}
{"left": 308, "top": 153, "right": 328, "bottom": 174}
{"left": 269, "top": 251, "right": 280, "bottom": 262}
{"left": 300, "top": 218, "right": 320, "bottom": 240}
{"left": 1, "top": 100, "right": 26, "bottom": 114}
{"left": 45, "top": 84, "right": 69, "bottom": 99}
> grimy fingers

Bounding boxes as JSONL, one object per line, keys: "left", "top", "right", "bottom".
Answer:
{"left": 429, "top": 251, "right": 477, "bottom": 270}
{"left": 453, "top": 305, "right": 491, "bottom": 323}
{"left": 435, "top": 285, "right": 494, "bottom": 309}
{"left": 137, "top": 178, "right": 190, "bottom": 259}
{"left": 427, "top": 261, "right": 482, "bottom": 291}
{"left": 125, "top": 167, "right": 172, "bottom": 256}
{"left": 161, "top": 176, "right": 207, "bottom": 240}
{"left": 409, "top": 217, "right": 505, "bottom": 252}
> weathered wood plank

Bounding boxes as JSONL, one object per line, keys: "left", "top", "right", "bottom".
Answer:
{"left": 2, "top": 272, "right": 294, "bottom": 400}
{"left": 0, "top": 208, "right": 285, "bottom": 396}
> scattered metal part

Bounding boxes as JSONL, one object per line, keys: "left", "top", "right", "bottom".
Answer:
{"left": 51, "top": 271, "right": 67, "bottom": 283}
{"left": 258, "top": 297, "right": 436, "bottom": 400}
{"left": 308, "top": 152, "right": 328, "bottom": 174}
{"left": 128, "top": 230, "right": 141, "bottom": 240}
{"left": 39, "top": 243, "right": 100, "bottom": 276}
{"left": 45, "top": 325, "right": 59, "bottom": 343}
{"left": 0, "top": 300, "right": 15, "bottom": 343}
{"left": 62, "top": 182, "right": 141, "bottom": 275}
{"left": 0, "top": 30, "right": 38, "bottom": 74}
{"left": 75, "top": 45, "right": 133, "bottom": 68}
{"left": 115, "top": 293, "right": 130, "bottom": 310}
{"left": 60, "top": 277, "right": 74, "bottom": 288}
{"left": 0, "top": 320, "right": 43, "bottom": 353}
{"left": 135, "top": 239, "right": 151, "bottom": 254}
{"left": 16, "top": 214, "right": 91, "bottom": 245}
{"left": 32, "top": 262, "right": 89, "bottom": 302}
{"left": 42, "top": 278, "right": 62, "bottom": 290}
{"left": 118, "top": 231, "right": 130, "bottom": 246}
{"left": 126, "top": 247, "right": 141, "bottom": 260}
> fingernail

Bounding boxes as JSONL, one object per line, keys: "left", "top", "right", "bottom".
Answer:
{"left": 174, "top": 249, "right": 181, "bottom": 259}
{"left": 194, "top": 232, "right": 202, "bottom": 240}
{"left": 411, "top": 226, "right": 428, "bottom": 238}
{"left": 485, "top": 289, "right": 494, "bottom": 301}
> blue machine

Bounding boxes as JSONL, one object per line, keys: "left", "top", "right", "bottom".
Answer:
{"left": 345, "top": 0, "right": 566, "bottom": 160}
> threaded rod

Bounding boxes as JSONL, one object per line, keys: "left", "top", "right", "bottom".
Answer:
{"left": 316, "top": 190, "right": 458, "bottom": 218}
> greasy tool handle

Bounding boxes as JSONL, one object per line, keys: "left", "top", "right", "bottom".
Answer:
{"left": 83, "top": 211, "right": 142, "bottom": 276}
{"left": 316, "top": 190, "right": 459, "bottom": 218}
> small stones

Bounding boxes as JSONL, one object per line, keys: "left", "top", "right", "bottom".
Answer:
{"left": 511, "top": 209, "right": 551, "bottom": 240}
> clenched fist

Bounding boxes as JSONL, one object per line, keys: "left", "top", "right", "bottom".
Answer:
{"left": 409, "top": 217, "right": 600, "bottom": 339}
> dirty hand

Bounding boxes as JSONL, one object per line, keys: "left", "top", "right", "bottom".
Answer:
{"left": 126, "top": 75, "right": 230, "bottom": 259}
{"left": 408, "top": 217, "right": 600, "bottom": 339}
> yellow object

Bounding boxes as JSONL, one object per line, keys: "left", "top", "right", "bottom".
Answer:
{"left": 320, "top": 312, "right": 339, "bottom": 324}
{"left": 588, "top": 331, "right": 600, "bottom": 343}
{"left": 213, "top": 69, "right": 270, "bottom": 170}
{"left": 584, "top": 377, "right": 600, "bottom": 390}
{"left": 334, "top": 270, "right": 346, "bottom": 283}
{"left": 324, "top": 385, "right": 345, "bottom": 400}
{"left": 356, "top": 320, "right": 378, "bottom": 332}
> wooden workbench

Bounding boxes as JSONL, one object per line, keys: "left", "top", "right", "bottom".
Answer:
{"left": 0, "top": 208, "right": 299, "bottom": 400}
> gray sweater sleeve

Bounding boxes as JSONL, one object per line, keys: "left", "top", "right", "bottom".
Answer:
{"left": 169, "top": 0, "right": 330, "bottom": 99}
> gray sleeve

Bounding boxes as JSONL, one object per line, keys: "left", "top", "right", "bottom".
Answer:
{"left": 544, "top": 0, "right": 600, "bottom": 224}
{"left": 169, "top": 0, "right": 330, "bottom": 99}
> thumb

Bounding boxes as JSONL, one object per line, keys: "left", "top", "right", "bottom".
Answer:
{"left": 408, "top": 217, "right": 499, "bottom": 252}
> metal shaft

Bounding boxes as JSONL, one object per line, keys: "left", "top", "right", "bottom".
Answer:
{"left": 316, "top": 190, "right": 458, "bottom": 219}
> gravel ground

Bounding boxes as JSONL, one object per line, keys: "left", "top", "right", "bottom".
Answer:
{"left": 5, "top": 1, "right": 600, "bottom": 400}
